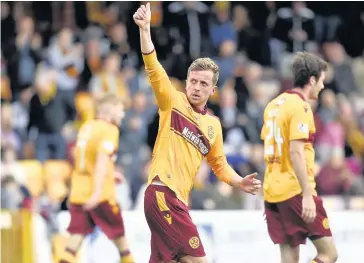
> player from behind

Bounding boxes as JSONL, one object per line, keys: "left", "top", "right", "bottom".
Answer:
{"left": 134, "top": 3, "right": 261, "bottom": 263}
{"left": 59, "top": 93, "right": 135, "bottom": 263}
{"left": 261, "top": 52, "right": 338, "bottom": 263}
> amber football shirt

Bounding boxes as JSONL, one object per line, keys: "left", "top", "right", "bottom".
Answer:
{"left": 69, "top": 119, "right": 119, "bottom": 204}
{"left": 261, "top": 90, "right": 317, "bottom": 203}
{"left": 143, "top": 50, "right": 236, "bottom": 204}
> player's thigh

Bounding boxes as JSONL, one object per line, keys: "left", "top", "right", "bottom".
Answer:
{"left": 144, "top": 185, "right": 206, "bottom": 260}
{"left": 90, "top": 201, "right": 125, "bottom": 240}
{"left": 180, "top": 255, "right": 208, "bottom": 263}
{"left": 279, "top": 244, "right": 300, "bottom": 263}
{"left": 264, "top": 202, "right": 288, "bottom": 244}
{"left": 307, "top": 196, "right": 333, "bottom": 239}
{"left": 67, "top": 204, "right": 95, "bottom": 236}
{"left": 277, "top": 195, "right": 331, "bottom": 247}
{"left": 311, "top": 236, "right": 338, "bottom": 262}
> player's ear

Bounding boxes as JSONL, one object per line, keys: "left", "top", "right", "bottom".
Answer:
{"left": 309, "top": 76, "right": 316, "bottom": 86}
{"left": 211, "top": 86, "right": 217, "bottom": 95}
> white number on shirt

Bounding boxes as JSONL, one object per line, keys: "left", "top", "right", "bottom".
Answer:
{"left": 76, "top": 125, "right": 92, "bottom": 172}
{"left": 265, "top": 119, "right": 284, "bottom": 156}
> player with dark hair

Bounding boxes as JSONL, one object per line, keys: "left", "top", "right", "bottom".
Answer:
{"left": 59, "top": 93, "right": 135, "bottom": 263}
{"left": 134, "top": 3, "right": 261, "bottom": 263}
{"left": 261, "top": 52, "right": 338, "bottom": 263}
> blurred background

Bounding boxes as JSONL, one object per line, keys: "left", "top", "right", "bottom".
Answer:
{"left": 1, "top": 1, "right": 363, "bottom": 263}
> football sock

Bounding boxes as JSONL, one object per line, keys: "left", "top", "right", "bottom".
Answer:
{"left": 120, "top": 250, "right": 135, "bottom": 263}
{"left": 59, "top": 247, "right": 76, "bottom": 263}
{"left": 310, "top": 258, "right": 325, "bottom": 263}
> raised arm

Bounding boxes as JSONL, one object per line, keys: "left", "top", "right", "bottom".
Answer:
{"left": 206, "top": 121, "right": 261, "bottom": 194}
{"left": 133, "top": 3, "right": 175, "bottom": 111}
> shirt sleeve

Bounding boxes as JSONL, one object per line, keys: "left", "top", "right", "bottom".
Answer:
{"left": 206, "top": 122, "right": 235, "bottom": 185}
{"left": 260, "top": 109, "right": 267, "bottom": 140}
{"left": 98, "top": 126, "right": 119, "bottom": 155}
{"left": 142, "top": 50, "right": 176, "bottom": 111}
{"left": 289, "top": 104, "right": 312, "bottom": 141}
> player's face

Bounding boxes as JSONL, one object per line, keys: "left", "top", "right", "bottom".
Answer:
{"left": 186, "top": 70, "right": 216, "bottom": 109}
{"left": 309, "top": 71, "right": 326, "bottom": 100}
{"left": 111, "top": 103, "right": 125, "bottom": 126}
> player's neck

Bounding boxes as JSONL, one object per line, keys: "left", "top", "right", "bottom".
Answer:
{"left": 290, "top": 88, "right": 309, "bottom": 101}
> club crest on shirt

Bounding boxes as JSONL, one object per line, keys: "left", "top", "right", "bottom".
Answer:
{"left": 189, "top": 236, "right": 200, "bottom": 249}
{"left": 208, "top": 126, "right": 214, "bottom": 139}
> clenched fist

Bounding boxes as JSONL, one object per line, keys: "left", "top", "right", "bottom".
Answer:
{"left": 133, "top": 3, "right": 151, "bottom": 30}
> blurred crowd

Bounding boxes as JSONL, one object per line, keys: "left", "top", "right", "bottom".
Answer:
{"left": 1, "top": 1, "right": 364, "bottom": 225}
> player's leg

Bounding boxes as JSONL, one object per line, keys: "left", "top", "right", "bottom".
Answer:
{"left": 112, "top": 236, "right": 135, "bottom": 263}
{"left": 308, "top": 197, "right": 338, "bottom": 263}
{"left": 279, "top": 244, "right": 300, "bottom": 263}
{"left": 179, "top": 255, "right": 208, "bottom": 263}
{"left": 310, "top": 237, "right": 338, "bottom": 263}
{"left": 59, "top": 234, "right": 85, "bottom": 263}
{"left": 144, "top": 183, "right": 206, "bottom": 262}
{"left": 278, "top": 195, "right": 337, "bottom": 263}
{"left": 59, "top": 204, "right": 95, "bottom": 263}
{"left": 264, "top": 202, "right": 299, "bottom": 263}
{"left": 90, "top": 201, "right": 135, "bottom": 263}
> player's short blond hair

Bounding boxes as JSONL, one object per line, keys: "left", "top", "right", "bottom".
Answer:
{"left": 97, "top": 92, "right": 124, "bottom": 109}
{"left": 187, "top": 58, "right": 219, "bottom": 86}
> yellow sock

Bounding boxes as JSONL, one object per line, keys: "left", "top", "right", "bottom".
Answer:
{"left": 120, "top": 250, "right": 135, "bottom": 263}
{"left": 59, "top": 247, "right": 76, "bottom": 263}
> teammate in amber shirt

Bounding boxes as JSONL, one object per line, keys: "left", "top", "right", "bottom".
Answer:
{"left": 134, "top": 3, "right": 261, "bottom": 263}
{"left": 261, "top": 52, "right": 338, "bottom": 263}
{"left": 59, "top": 93, "right": 135, "bottom": 263}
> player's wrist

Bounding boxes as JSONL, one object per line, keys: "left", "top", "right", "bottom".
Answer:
{"left": 140, "top": 25, "right": 151, "bottom": 33}
{"left": 302, "top": 189, "right": 313, "bottom": 197}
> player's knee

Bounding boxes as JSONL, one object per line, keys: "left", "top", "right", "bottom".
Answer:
{"left": 318, "top": 244, "right": 338, "bottom": 262}
{"left": 66, "top": 234, "right": 84, "bottom": 251}
{"left": 328, "top": 247, "right": 338, "bottom": 263}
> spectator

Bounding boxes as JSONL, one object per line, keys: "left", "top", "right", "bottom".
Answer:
{"left": 11, "top": 87, "right": 33, "bottom": 141}
{"left": 1, "top": 52, "right": 12, "bottom": 101}
{"left": 27, "top": 66, "right": 73, "bottom": 162}
{"left": 134, "top": 160, "right": 151, "bottom": 210}
{"left": 0, "top": 172, "right": 32, "bottom": 211}
{"left": 3, "top": 16, "right": 42, "bottom": 100}
{"left": 323, "top": 42, "right": 359, "bottom": 95}
{"left": 318, "top": 86, "right": 338, "bottom": 124}
{"left": 119, "top": 92, "right": 156, "bottom": 180}
{"left": 316, "top": 148, "right": 364, "bottom": 196}
{"left": 89, "top": 52, "right": 130, "bottom": 107}
{"left": 1, "top": 147, "right": 26, "bottom": 185}
{"left": 233, "top": 5, "right": 270, "bottom": 65}
{"left": 210, "top": 1, "right": 237, "bottom": 51}
{"left": 47, "top": 27, "right": 84, "bottom": 106}
{"left": 108, "top": 22, "right": 139, "bottom": 71}
{"left": 80, "top": 38, "right": 104, "bottom": 89}
{"left": 1, "top": 103, "right": 22, "bottom": 153}
{"left": 215, "top": 40, "right": 237, "bottom": 86}
{"left": 243, "top": 82, "right": 268, "bottom": 143}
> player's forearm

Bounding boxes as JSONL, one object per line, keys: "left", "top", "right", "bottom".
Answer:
{"left": 209, "top": 157, "right": 234, "bottom": 185}
{"left": 93, "top": 152, "right": 109, "bottom": 195}
{"left": 140, "top": 26, "right": 154, "bottom": 55}
{"left": 290, "top": 151, "right": 312, "bottom": 196}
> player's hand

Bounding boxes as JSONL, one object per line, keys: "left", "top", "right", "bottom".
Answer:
{"left": 133, "top": 3, "right": 151, "bottom": 30}
{"left": 301, "top": 195, "right": 316, "bottom": 224}
{"left": 83, "top": 193, "right": 100, "bottom": 211}
{"left": 238, "top": 172, "right": 261, "bottom": 195}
